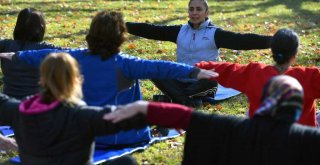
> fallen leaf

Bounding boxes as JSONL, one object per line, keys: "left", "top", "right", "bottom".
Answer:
{"left": 128, "top": 43, "right": 136, "bottom": 49}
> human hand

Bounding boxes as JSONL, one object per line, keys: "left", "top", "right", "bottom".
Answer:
{"left": 0, "top": 135, "right": 18, "bottom": 152}
{"left": 197, "top": 69, "right": 219, "bottom": 79}
{"left": 195, "top": 61, "right": 217, "bottom": 70}
{"left": 0, "top": 52, "right": 15, "bottom": 60}
{"left": 175, "top": 128, "right": 185, "bottom": 135}
{"left": 103, "top": 100, "right": 149, "bottom": 123}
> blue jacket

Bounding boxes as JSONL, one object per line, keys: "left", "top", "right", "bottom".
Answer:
{"left": 16, "top": 48, "right": 199, "bottom": 145}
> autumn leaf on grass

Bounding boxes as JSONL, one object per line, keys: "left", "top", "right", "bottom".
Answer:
{"left": 234, "top": 56, "right": 244, "bottom": 63}
{"left": 203, "top": 102, "right": 212, "bottom": 108}
{"left": 215, "top": 104, "right": 223, "bottom": 111}
{"left": 161, "top": 55, "right": 171, "bottom": 61}
{"left": 156, "top": 49, "right": 164, "bottom": 54}
{"left": 169, "top": 141, "right": 182, "bottom": 149}
{"left": 264, "top": 22, "right": 277, "bottom": 34}
{"left": 128, "top": 43, "right": 136, "bottom": 49}
{"left": 136, "top": 49, "right": 144, "bottom": 54}
{"left": 55, "top": 16, "right": 62, "bottom": 22}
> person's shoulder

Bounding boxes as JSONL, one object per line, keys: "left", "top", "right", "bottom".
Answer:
{"left": 207, "top": 21, "right": 220, "bottom": 29}
{"left": 0, "top": 39, "right": 13, "bottom": 43}
{"left": 118, "top": 52, "right": 140, "bottom": 60}
{"left": 0, "top": 39, "right": 16, "bottom": 47}
{"left": 291, "top": 123, "right": 320, "bottom": 136}
{"left": 248, "top": 62, "right": 269, "bottom": 68}
{"left": 290, "top": 65, "right": 319, "bottom": 73}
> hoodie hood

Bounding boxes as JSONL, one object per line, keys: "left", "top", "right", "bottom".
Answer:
{"left": 19, "top": 94, "right": 60, "bottom": 115}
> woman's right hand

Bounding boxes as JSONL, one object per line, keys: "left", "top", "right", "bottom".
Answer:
{"left": 103, "top": 101, "right": 149, "bottom": 123}
{"left": 0, "top": 135, "right": 18, "bottom": 152}
{"left": 0, "top": 52, "right": 15, "bottom": 60}
{"left": 197, "top": 69, "right": 219, "bottom": 79}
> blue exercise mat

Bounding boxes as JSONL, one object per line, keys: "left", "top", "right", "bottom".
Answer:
{"left": 10, "top": 129, "right": 181, "bottom": 165}
{"left": 0, "top": 126, "right": 14, "bottom": 137}
{"left": 203, "top": 84, "right": 241, "bottom": 103}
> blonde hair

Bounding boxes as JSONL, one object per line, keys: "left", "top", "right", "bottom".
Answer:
{"left": 40, "top": 52, "right": 84, "bottom": 105}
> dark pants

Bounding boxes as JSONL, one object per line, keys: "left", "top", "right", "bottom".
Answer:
{"left": 151, "top": 78, "right": 218, "bottom": 105}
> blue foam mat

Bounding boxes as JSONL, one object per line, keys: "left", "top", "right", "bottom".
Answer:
{"left": 203, "top": 84, "right": 241, "bottom": 103}
{"left": 0, "top": 126, "right": 14, "bottom": 137}
{"left": 9, "top": 129, "right": 181, "bottom": 164}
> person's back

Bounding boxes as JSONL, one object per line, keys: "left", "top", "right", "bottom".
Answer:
{"left": 184, "top": 75, "right": 320, "bottom": 165}
{"left": 0, "top": 8, "right": 60, "bottom": 99}
{"left": 103, "top": 75, "right": 320, "bottom": 165}
{"left": 195, "top": 29, "right": 320, "bottom": 126}
{"left": 183, "top": 112, "right": 320, "bottom": 165}
{"left": 199, "top": 63, "right": 320, "bottom": 126}
{"left": 0, "top": 53, "right": 144, "bottom": 165}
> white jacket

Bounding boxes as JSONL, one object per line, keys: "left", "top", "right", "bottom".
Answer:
{"left": 176, "top": 19, "right": 219, "bottom": 65}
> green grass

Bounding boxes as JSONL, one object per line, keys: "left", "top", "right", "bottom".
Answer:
{"left": 0, "top": 0, "right": 319, "bottom": 164}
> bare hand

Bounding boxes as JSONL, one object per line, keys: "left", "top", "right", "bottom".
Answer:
{"left": 103, "top": 101, "right": 149, "bottom": 123}
{"left": 0, "top": 135, "right": 18, "bottom": 152}
{"left": 197, "top": 69, "right": 219, "bottom": 79}
{"left": 0, "top": 52, "right": 15, "bottom": 60}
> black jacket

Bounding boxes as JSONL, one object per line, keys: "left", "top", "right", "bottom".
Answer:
{"left": 0, "top": 93, "right": 146, "bottom": 165}
{"left": 0, "top": 40, "right": 61, "bottom": 99}
{"left": 183, "top": 112, "right": 320, "bottom": 165}
{"left": 126, "top": 22, "right": 272, "bottom": 50}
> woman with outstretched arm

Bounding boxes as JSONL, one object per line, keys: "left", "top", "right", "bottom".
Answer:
{"left": 126, "top": 0, "right": 272, "bottom": 105}
{"left": 104, "top": 75, "right": 320, "bottom": 165}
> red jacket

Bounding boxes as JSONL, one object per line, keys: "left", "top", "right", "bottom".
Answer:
{"left": 196, "top": 62, "right": 320, "bottom": 127}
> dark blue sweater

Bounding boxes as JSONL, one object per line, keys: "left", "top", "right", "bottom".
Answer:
{"left": 0, "top": 39, "right": 60, "bottom": 99}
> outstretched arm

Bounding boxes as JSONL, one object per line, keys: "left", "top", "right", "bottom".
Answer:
{"left": 0, "top": 52, "right": 15, "bottom": 60}
{"left": 126, "top": 22, "right": 181, "bottom": 43}
{"left": 1, "top": 49, "right": 61, "bottom": 67}
{"left": 119, "top": 55, "right": 218, "bottom": 80}
{"left": 103, "top": 101, "right": 193, "bottom": 130}
{"left": 4, "top": 49, "right": 85, "bottom": 67}
{"left": 215, "top": 28, "right": 272, "bottom": 50}
{"left": 0, "top": 134, "right": 17, "bottom": 152}
{"left": 196, "top": 61, "right": 254, "bottom": 93}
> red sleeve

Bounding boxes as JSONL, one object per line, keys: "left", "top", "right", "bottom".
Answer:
{"left": 195, "top": 61, "right": 254, "bottom": 93}
{"left": 146, "top": 102, "right": 193, "bottom": 129}
{"left": 310, "top": 67, "right": 320, "bottom": 98}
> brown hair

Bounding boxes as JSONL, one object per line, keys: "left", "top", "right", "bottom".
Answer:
{"left": 40, "top": 53, "right": 83, "bottom": 105}
{"left": 86, "top": 11, "right": 127, "bottom": 60}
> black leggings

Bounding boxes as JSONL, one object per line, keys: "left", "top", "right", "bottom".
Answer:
{"left": 151, "top": 78, "right": 218, "bottom": 104}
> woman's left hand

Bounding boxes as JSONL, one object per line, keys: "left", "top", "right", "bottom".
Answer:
{"left": 103, "top": 101, "right": 149, "bottom": 123}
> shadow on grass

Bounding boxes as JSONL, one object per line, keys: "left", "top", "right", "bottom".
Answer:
{"left": 1, "top": 0, "right": 318, "bottom": 41}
